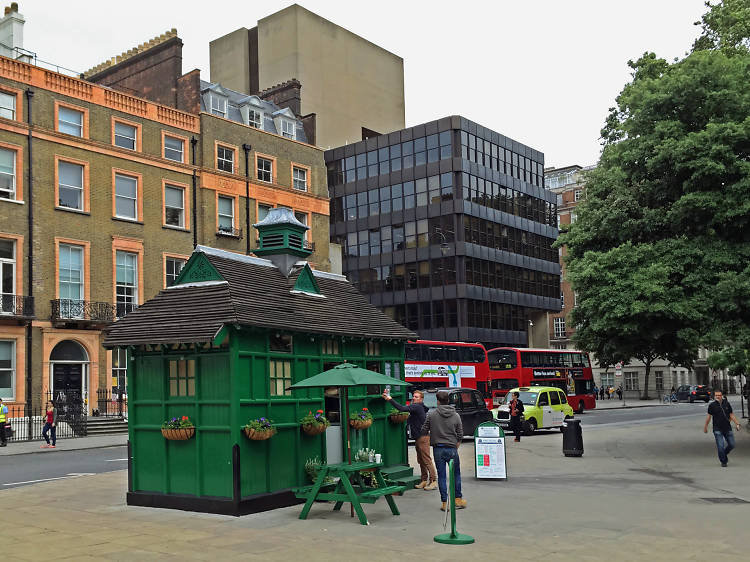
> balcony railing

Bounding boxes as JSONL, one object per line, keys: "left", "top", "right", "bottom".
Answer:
{"left": 50, "top": 299, "right": 115, "bottom": 323}
{"left": 115, "top": 302, "right": 139, "bottom": 319}
{"left": 0, "top": 294, "right": 34, "bottom": 317}
{"left": 217, "top": 226, "right": 243, "bottom": 239}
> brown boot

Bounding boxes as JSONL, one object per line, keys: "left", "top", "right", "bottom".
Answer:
{"left": 455, "top": 498, "right": 467, "bottom": 509}
{"left": 414, "top": 480, "right": 428, "bottom": 489}
{"left": 440, "top": 502, "right": 447, "bottom": 511}
{"left": 424, "top": 481, "right": 438, "bottom": 490}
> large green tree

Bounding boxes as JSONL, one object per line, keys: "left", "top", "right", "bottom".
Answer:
{"left": 559, "top": 0, "right": 750, "bottom": 398}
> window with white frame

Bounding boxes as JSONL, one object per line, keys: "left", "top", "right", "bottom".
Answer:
{"left": 257, "top": 204, "right": 272, "bottom": 222}
{"left": 574, "top": 189, "right": 583, "bottom": 202}
{"left": 0, "top": 91, "right": 15, "bottom": 120}
{"left": 114, "top": 121, "right": 137, "bottom": 150}
{"left": 281, "top": 120, "right": 295, "bottom": 139}
{"left": 570, "top": 212, "right": 577, "bottom": 223}
{"left": 257, "top": 157, "right": 273, "bottom": 182}
{"left": 165, "top": 257, "right": 186, "bottom": 287}
{"left": 57, "top": 161, "right": 84, "bottom": 210}
{"left": 58, "top": 106, "right": 84, "bottom": 137}
{"left": 217, "top": 145, "right": 234, "bottom": 173}
{"left": 554, "top": 317, "right": 566, "bottom": 338}
{"left": 560, "top": 292, "right": 564, "bottom": 308}
{"left": 164, "top": 135, "right": 184, "bottom": 163}
{"left": 115, "top": 250, "right": 138, "bottom": 317}
{"left": 58, "top": 244, "right": 84, "bottom": 318}
{"left": 292, "top": 166, "right": 307, "bottom": 191}
{"left": 164, "top": 184, "right": 185, "bottom": 228}
{"left": 115, "top": 174, "right": 138, "bottom": 219}
{"left": 655, "top": 370, "right": 664, "bottom": 391}
{"left": 248, "top": 109, "right": 262, "bottom": 128}
{"left": 624, "top": 371, "right": 639, "bottom": 391}
{"left": 112, "top": 347, "right": 127, "bottom": 395}
{"left": 0, "top": 339, "right": 14, "bottom": 398}
{"left": 0, "top": 147, "right": 16, "bottom": 200}
{"left": 600, "top": 372, "right": 614, "bottom": 388}
{"left": 210, "top": 95, "right": 227, "bottom": 118}
{"left": 217, "top": 196, "right": 235, "bottom": 233}
{"left": 0, "top": 239, "right": 15, "bottom": 311}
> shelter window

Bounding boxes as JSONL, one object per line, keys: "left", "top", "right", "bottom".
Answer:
{"left": 269, "top": 333, "right": 292, "bottom": 353}
{"left": 322, "top": 339, "right": 339, "bottom": 355}
{"left": 365, "top": 341, "right": 380, "bottom": 356}
{"left": 169, "top": 359, "right": 195, "bottom": 397}
{"left": 269, "top": 359, "right": 292, "bottom": 396}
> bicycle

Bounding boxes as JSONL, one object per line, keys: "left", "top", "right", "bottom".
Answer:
{"left": 662, "top": 392, "right": 678, "bottom": 404}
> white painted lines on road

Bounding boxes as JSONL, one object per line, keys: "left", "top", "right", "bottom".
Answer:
{"left": 3, "top": 472, "right": 94, "bottom": 487}
{"left": 105, "top": 458, "right": 128, "bottom": 462}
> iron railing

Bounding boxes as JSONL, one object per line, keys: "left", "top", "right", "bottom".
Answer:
{"left": 0, "top": 294, "right": 34, "bottom": 317}
{"left": 3, "top": 392, "right": 87, "bottom": 443}
{"left": 95, "top": 389, "right": 128, "bottom": 418}
{"left": 50, "top": 299, "right": 115, "bottom": 323}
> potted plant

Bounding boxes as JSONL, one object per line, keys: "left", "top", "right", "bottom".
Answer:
{"left": 300, "top": 409, "right": 330, "bottom": 436}
{"left": 161, "top": 415, "right": 195, "bottom": 440}
{"left": 388, "top": 407, "right": 410, "bottom": 424}
{"left": 349, "top": 407, "right": 373, "bottom": 430}
{"left": 244, "top": 417, "right": 276, "bottom": 440}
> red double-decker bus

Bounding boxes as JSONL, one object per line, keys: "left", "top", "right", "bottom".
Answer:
{"left": 487, "top": 347, "right": 596, "bottom": 413}
{"left": 404, "top": 340, "right": 491, "bottom": 407}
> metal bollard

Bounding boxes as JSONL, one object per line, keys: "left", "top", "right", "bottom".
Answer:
{"left": 434, "top": 459, "right": 474, "bottom": 545}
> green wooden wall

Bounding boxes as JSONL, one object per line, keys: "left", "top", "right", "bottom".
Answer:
{"left": 128, "top": 329, "right": 408, "bottom": 500}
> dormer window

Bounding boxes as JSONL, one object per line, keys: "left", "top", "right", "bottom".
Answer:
{"left": 248, "top": 109, "right": 262, "bottom": 128}
{"left": 210, "top": 95, "right": 227, "bottom": 118}
{"left": 281, "top": 120, "right": 295, "bottom": 139}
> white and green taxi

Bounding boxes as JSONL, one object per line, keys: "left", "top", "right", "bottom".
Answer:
{"left": 492, "top": 386, "right": 574, "bottom": 435}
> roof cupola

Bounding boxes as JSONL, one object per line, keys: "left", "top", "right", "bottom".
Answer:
{"left": 253, "top": 207, "right": 311, "bottom": 276}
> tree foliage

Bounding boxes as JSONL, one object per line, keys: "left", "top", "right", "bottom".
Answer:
{"left": 559, "top": 1, "right": 750, "bottom": 398}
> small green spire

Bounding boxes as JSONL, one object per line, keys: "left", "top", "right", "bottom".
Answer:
{"left": 254, "top": 208, "right": 312, "bottom": 258}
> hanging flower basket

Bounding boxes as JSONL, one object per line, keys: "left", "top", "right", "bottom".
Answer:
{"left": 301, "top": 423, "right": 328, "bottom": 436}
{"left": 161, "top": 427, "right": 195, "bottom": 440}
{"left": 300, "top": 410, "right": 330, "bottom": 436}
{"left": 349, "top": 407, "right": 373, "bottom": 430}
{"left": 244, "top": 417, "right": 276, "bottom": 441}
{"left": 244, "top": 427, "right": 276, "bottom": 441}
{"left": 388, "top": 411, "right": 410, "bottom": 424}
{"left": 349, "top": 418, "right": 373, "bottom": 430}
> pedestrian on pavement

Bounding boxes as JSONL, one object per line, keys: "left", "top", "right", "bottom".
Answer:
{"left": 599, "top": 386, "right": 605, "bottom": 400}
{"left": 593, "top": 386, "right": 599, "bottom": 400}
{"left": 508, "top": 391, "right": 525, "bottom": 442}
{"left": 0, "top": 397, "right": 8, "bottom": 447}
{"left": 421, "top": 390, "right": 466, "bottom": 512}
{"left": 703, "top": 389, "right": 741, "bottom": 467}
{"left": 616, "top": 386, "right": 623, "bottom": 400}
{"left": 383, "top": 388, "right": 437, "bottom": 490}
{"left": 607, "top": 387, "right": 612, "bottom": 400}
{"left": 41, "top": 400, "right": 57, "bottom": 448}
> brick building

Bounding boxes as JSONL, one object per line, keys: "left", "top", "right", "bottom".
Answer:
{"left": 0, "top": 13, "right": 329, "bottom": 412}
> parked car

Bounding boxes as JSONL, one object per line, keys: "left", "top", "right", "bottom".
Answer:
{"left": 406, "top": 387, "right": 493, "bottom": 439}
{"left": 675, "top": 384, "right": 711, "bottom": 403}
{"left": 492, "top": 386, "right": 574, "bottom": 436}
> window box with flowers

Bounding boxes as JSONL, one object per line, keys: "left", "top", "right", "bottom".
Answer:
{"left": 349, "top": 407, "right": 373, "bottom": 430}
{"left": 388, "top": 408, "right": 410, "bottom": 424}
{"left": 161, "top": 416, "right": 195, "bottom": 440}
{"left": 300, "top": 409, "right": 330, "bottom": 436}
{"left": 244, "top": 417, "right": 276, "bottom": 440}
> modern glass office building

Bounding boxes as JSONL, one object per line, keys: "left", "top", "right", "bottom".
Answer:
{"left": 325, "top": 116, "right": 560, "bottom": 349}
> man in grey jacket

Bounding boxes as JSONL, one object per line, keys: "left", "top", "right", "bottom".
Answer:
{"left": 421, "top": 391, "right": 467, "bottom": 511}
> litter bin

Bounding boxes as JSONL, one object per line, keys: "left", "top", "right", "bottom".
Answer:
{"left": 562, "top": 419, "right": 583, "bottom": 457}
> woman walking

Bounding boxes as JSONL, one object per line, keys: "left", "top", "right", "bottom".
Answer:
{"left": 41, "top": 400, "right": 57, "bottom": 448}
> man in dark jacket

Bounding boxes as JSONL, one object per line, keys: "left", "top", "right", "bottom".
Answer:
{"left": 384, "top": 389, "right": 437, "bottom": 489}
{"left": 421, "top": 391, "right": 466, "bottom": 511}
{"left": 508, "top": 391, "right": 525, "bottom": 442}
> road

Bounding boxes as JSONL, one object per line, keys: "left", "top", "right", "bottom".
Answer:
{"left": 0, "top": 446, "right": 127, "bottom": 489}
{"left": 1, "top": 399, "right": 744, "bottom": 490}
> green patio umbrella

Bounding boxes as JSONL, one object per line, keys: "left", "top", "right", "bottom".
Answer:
{"left": 288, "top": 362, "right": 410, "bottom": 464}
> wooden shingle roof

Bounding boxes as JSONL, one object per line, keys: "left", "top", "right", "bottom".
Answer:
{"left": 103, "top": 246, "right": 416, "bottom": 347}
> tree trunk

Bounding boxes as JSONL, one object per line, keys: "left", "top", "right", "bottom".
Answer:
{"left": 642, "top": 359, "right": 652, "bottom": 400}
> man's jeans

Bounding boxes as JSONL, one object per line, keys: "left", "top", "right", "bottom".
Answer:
{"left": 433, "top": 446, "right": 461, "bottom": 502}
{"left": 713, "top": 430, "right": 735, "bottom": 464}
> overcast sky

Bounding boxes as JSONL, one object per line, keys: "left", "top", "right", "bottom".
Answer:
{"left": 20, "top": 0, "right": 707, "bottom": 168}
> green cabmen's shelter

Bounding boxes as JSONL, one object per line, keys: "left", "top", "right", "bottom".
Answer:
{"left": 103, "top": 208, "right": 417, "bottom": 515}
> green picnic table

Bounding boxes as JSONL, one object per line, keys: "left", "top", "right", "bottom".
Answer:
{"left": 297, "top": 461, "right": 406, "bottom": 525}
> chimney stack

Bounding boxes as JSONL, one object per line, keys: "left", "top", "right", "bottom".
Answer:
{"left": 0, "top": 3, "right": 29, "bottom": 63}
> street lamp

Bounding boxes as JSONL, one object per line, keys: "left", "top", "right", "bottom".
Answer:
{"left": 432, "top": 227, "right": 450, "bottom": 256}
